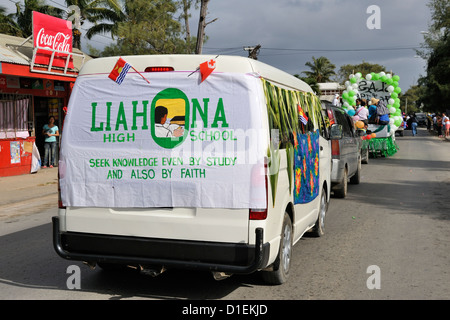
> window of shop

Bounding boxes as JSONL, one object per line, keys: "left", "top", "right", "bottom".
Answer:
{"left": 0, "top": 94, "right": 33, "bottom": 139}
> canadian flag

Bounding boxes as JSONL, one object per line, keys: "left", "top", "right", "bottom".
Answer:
{"left": 199, "top": 58, "right": 216, "bottom": 82}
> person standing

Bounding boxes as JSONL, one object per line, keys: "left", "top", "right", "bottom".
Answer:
{"left": 42, "top": 116, "right": 59, "bottom": 168}
{"left": 410, "top": 113, "right": 418, "bottom": 136}
{"left": 436, "top": 114, "right": 443, "bottom": 137}
{"left": 442, "top": 113, "right": 450, "bottom": 137}
{"left": 355, "top": 99, "right": 369, "bottom": 125}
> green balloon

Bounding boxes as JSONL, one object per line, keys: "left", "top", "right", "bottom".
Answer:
{"left": 387, "top": 78, "right": 393, "bottom": 85}
{"left": 395, "top": 98, "right": 400, "bottom": 104}
{"left": 349, "top": 90, "right": 355, "bottom": 97}
{"left": 394, "top": 87, "right": 401, "bottom": 94}
{"left": 342, "top": 92, "right": 349, "bottom": 99}
{"left": 350, "top": 77, "right": 357, "bottom": 84}
{"left": 394, "top": 119, "right": 402, "bottom": 127}
{"left": 391, "top": 92, "right": 398, "bottom": 99}
{"left": 393, "top": 75, "right": 400, "bottom": 81}
{"left": 394, "top": 102, "right": 400, "bottom": 108}
{"left": 381, "top": 75, "right": 387, "bottom": 82}
{"left": 393, "top": 81, "right": 399, "bottom": 87}
{"left": 372, "top": 74, "right": 380, "bottom": 80}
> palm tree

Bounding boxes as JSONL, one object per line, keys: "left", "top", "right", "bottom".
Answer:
{"left": 13, "top": 0, "right": 64, "bottom": 37}
{"left": 64, "top": 0, "right": 125, "bottom": 49}
{"left": 302, "top": 56, "right": 336, "bottom": 83}
{"left": 0, "top": 6, "right": 22, "bottom": 36}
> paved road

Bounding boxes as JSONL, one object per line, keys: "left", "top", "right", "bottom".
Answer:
{"left": 0, "top": 127, "right": 449, "bottom": 301}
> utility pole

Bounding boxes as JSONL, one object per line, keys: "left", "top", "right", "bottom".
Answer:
{"left": 244, "top": 44, "right": 261, "bottom": 60}
{"left": 195, "top": 0, "right": 217, "bottom": 54}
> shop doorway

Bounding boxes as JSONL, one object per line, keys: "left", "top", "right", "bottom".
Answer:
{"left": 34, "top": 97, "right": 63, "bottom": 166}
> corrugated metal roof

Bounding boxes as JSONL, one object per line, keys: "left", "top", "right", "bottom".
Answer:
{"left": 0, "top": 46, "right": 30, "bottom": 65}
{"left": 318, "top": 82, "right": 345, "bottom": 90}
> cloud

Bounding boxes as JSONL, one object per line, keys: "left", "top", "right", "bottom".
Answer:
{"left": 199, "top": 0, "right": 431, "bottom": 89}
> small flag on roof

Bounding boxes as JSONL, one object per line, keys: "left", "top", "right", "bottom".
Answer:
{"left": 199, "top": 58, "right": 216, "bottom": 83}
{"left": 109, "top": 57, "right": 132, "bottom": 84}
{"left": 298, "top": 104, "right": 309, "bottom": 125}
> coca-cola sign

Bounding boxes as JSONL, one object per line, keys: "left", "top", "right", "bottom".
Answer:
{"left": 33, "top": 11, "right": 74, "bottom": 69}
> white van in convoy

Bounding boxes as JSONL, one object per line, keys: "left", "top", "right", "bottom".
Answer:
{"left": 53, "top": 55, "right": 333, "bottom": 284}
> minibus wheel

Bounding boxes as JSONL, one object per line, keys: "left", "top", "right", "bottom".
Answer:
{"left": 261, "top": 212, "right": 292, "bottom": 285}
{"left": 311, "top": 187, "right": 327, "bottom": 237}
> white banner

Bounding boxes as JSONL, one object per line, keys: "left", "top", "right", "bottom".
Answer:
{"left": 358, "top": 79, "right": 391, "bottom": 104}
{"left": 59, "top": 72, "right": 268, "bottom": 208}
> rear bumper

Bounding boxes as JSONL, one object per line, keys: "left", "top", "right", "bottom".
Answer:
{"left": 52, "top": 216, "right": 269, "bottom": 274}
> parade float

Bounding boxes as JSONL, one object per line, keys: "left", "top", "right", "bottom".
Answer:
{"left": 340, "top": 72, "right": 401, "bottom": 157}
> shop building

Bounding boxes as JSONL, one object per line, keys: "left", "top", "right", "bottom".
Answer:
{"left": 0, "top": 13, "right": 91, "bottom": 177}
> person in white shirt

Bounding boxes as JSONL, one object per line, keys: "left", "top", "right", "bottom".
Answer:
{"left": 442, "top": 112, "right": 450, "bottom": 137}
{"left": 331, "top": 94, "right": 341, "bottom": 107}
{"left": 355, "top": 99, "right": 369, "bottom": 125}
{"left": 154, "top": 106, "right": 184, "bottom": 138}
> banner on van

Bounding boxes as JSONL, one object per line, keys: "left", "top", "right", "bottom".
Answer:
{"left": 59, "top": 72, "right": 268, "bottom": 209}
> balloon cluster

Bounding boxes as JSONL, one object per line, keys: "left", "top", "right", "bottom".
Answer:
{"left": 342, "top": 72, "right": 402, "bottom": 136}
{"left": 355, "top": 120, "right": 376, "bottom": 140}
{"left": 361, "top": 133, "right": 376, "bottom": 140}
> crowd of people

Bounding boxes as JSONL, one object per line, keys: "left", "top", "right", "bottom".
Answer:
{"left": 427, "top": 112, "right": 450, "bottom": 138}
{"left": 331, "top": 94, "right": 449, "bottom": 138}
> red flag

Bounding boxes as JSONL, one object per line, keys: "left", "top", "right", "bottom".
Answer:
{"left": 109, "top": 57, "right": 131, "bottom": 84}
{"left": 199, "top": 59, "right": 216, "bottom": 82}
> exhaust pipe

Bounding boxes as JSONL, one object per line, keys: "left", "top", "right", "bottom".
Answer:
{"left": 139, "top": 265, "right": 166, "bottom": 277}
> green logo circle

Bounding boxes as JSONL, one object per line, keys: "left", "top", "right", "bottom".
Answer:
{"left": 151, "top": 88, "right": 190, "bottom": 149}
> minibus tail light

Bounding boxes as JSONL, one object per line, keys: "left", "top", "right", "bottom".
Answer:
{"left": 250, "top": 209, "right": 267, "bottom": 220}
{"left": 144, "top": 66, "right": 174, "bottom": 72}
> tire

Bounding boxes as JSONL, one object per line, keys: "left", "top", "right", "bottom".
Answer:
{"left": 350, "top": 159, "right": 361, "bottom": 185}
{"left": 361, "top": 148, "right": 369, "bottom": 164}
{"left": 311, "top": 188, "right": 327, "bottom": 237}
{"left": 261, "top": 212, "right": 293, "bottom": 285}
{"left": 333, "top": 168, "right": 348, "bottom": 198}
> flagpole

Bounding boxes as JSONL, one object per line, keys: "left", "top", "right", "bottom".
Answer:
{"left": 130, "top": 65, "right": 151, "bottom": 84}
{"left": 188, "top": 55, "right": 220, "bottom": 77}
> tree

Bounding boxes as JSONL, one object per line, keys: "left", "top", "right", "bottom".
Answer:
{"left": 101, "top": 0, "right": 188, "bottom": 56}
{"left": 336, "top": 61, "right": 387, "bottom": 84}
{"left": 11, "top": 0, "right": 64, "bottom": 37}
{"left": 0, "top": 6, "right": 22, "bottom": 36}
{"left": 416, "top": 0, "right": 450, "bottom": 112}
{"left": 194, "top": 0, "right": 217, "bottom": 54}
{"left": 301, "top": 56, "right": 336, "bottom": 83}
{"left": 294, "top": 74, "right": 320, "bottom": 94}
{"left": 179, "top": 0, "right": 199, "bottom": 53}
{"left": 399, "top": 85, "right": 424, "bottom": 114}
{"left": 64, "top": 0, "right": 125, "bottom": 49}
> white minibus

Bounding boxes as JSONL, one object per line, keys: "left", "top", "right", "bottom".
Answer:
{"left": 53, "top": 54, "right": 332, "bottom": 284}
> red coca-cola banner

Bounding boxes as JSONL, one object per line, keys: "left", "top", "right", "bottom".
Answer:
{"left": 33, "top": 11, "right": 74, "bottom": 69}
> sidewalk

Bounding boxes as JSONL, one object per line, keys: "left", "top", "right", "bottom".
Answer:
{"left": 0, "top": 167, "right": 58, "bottom": 219}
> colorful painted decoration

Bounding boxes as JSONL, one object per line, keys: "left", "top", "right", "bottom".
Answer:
{"left": 294, "top": 130, "right": 320, "bottom": 204}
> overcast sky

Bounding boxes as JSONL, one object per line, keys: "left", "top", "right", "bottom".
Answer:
{"left": 3, "top": 0, "right": 432, "bottom": 91}
{"left": 197, "top": 0, "right": 431, "bottom": 91}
